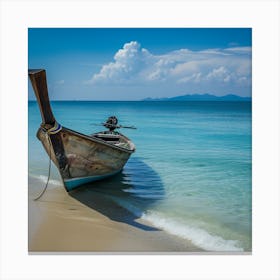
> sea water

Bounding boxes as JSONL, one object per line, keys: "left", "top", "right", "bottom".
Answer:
{"left": 28, "top": 101, "right": 252, "bottom": 252}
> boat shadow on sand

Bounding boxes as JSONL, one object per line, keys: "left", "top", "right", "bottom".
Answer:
{"left": 70, "top": 157, "right": 165, "bottom": 231}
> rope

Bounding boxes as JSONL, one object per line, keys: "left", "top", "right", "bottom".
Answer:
{"left": 47, "top": 122, "right": 62, "bottom": 134}
{"left": 33, "top": 136, "right": 52, "bottom": 200}
{"left": 33, "top": 122, "right": 61, "bottom": 201}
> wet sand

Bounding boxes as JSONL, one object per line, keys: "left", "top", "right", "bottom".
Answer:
{"left": 28, "top": 176, "right": 203, "bottom": 253}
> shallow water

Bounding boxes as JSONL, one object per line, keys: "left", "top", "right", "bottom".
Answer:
{"left": 28, "top": 101, "right": 252, "bottom": 251}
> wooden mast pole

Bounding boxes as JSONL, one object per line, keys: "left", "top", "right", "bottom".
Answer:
{"left": 28, "top": 69, "right": 56, "bottom": 125}
{"left": 28, "top": 69, "right": 70, "bottom": 185}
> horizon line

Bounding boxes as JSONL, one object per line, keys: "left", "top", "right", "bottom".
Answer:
{"left": 28, "top": 99, "right": 252, "bottom": 102}
{"left": 28, "top": 93, "right": 252, "bottom": 102}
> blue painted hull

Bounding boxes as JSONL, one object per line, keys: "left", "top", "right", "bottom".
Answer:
{"left": 64, "top": 169, "right": 122, "bottom": 191}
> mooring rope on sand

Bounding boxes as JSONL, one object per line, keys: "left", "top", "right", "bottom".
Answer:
{"left": 33, "top": 122, "right": 61, "bottom": 201}
{"left": 33, "top": 136, "right": 52, "bottom": 200}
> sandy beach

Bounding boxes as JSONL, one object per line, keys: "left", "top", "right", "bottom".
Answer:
{"left": 28, "top": 176, "right": 203, "bottom": 253}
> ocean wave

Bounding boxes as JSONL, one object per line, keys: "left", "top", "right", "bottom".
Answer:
{"left": 29, "top": 174, "right": 62, "bottom": 186}
{"left": 141, "top": 211, "right": 244, "bottom": 252}
{"left": 111, "top": 197, "right": 243, "bottom": 252}
{"left": 39, "top": 175, "right": 62, "bottom": 186}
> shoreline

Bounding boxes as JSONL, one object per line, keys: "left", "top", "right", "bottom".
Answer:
{"left": 28, "top": 175, "right": 204, "bottom": 253}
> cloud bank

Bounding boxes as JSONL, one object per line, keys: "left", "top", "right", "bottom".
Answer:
{"left": 87, "top": 41, "right": 251, "bottom": 96}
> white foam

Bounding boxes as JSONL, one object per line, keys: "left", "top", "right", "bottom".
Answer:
{"left": 111, "top": 197, "right": 244, "bottom": 252}
{"left": 29, "top": 174, "right": 245, "bottom": 252}
{"left": 142, "top": 211, "right": 244, "bottom": 252}
{"left": 29, "top": 174, "right": 62, "bottom": 186}
{"left": 38, "top": 175, "right": 62, "bottom": 186}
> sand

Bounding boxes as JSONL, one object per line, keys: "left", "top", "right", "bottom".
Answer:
{"left": 28, "top": 176, "right": 203, "bottom": 253}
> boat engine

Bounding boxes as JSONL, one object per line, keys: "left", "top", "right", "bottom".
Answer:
{"left": 102, "top": 116, "right": 136, "bottom": 131}
{"left": 104, "top": 116, "right": 118, "bottom": 131}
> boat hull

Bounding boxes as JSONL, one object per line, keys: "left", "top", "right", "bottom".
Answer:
{"left": 64, "top": 170, "right": 122, "bottom": 191}
{"left": 37, "top": 126, "right": 134, "bottom": 191}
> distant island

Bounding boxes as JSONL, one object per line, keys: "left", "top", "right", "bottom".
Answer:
{"left": 142, "top": 94, "right": 251, "bottom": 102}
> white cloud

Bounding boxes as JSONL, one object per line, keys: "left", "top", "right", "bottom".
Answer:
{"left": 206, "top": 66, "right": 231, "bottom": 82}
{"left": 90, "top": 41, "right": 153, "bottom": 84}
{"left": 178, "top": 72, "right": 202, "bottom": 84}
{"left": 86, "top": 41, "right": 251, "bottom": 95}
{"left": 224, "top": 46, "right": 252, "bottom": 54}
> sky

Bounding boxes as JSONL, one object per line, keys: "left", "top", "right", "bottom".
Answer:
{"left": 28, "top": 28, "right": 252, "bottom": 100}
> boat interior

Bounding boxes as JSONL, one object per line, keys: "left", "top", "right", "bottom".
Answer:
{"left": 92, "top": 131, "right": 133, "bottom": 151}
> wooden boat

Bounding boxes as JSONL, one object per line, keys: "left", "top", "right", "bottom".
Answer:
{"left": 28, "top": 69, "right": 136, "bottom": 192}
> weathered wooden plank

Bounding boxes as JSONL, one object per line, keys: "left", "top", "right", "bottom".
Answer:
{"left": 28, "top": 69, "right": 55, "bottom": 125}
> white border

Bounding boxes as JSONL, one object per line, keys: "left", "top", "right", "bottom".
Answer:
{"left": 1, "top": 0, "right": 279, "bottom": 279}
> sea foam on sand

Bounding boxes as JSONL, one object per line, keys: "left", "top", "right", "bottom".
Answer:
{"left": 28, "top": 175, "right": 203, "bottom": 252}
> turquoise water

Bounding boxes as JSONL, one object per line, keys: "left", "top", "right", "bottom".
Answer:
{"left": 28, "top": 101, "right": 252, "bottom": 251}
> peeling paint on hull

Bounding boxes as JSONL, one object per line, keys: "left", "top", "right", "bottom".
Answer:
{"left": 37, "top": 126, "right": 135, "bottom": 191}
